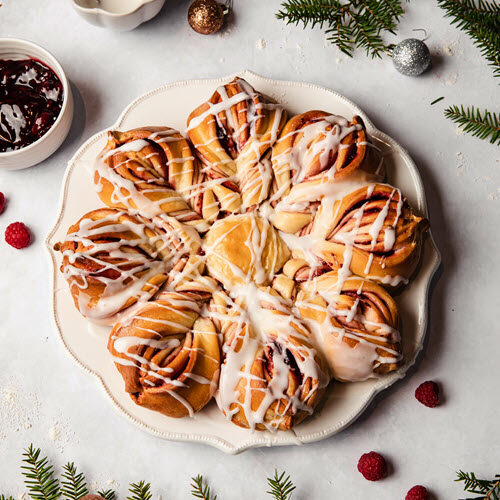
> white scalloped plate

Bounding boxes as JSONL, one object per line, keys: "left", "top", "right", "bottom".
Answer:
{"left": 46, "top": 70, "right": 441, "bottom": 454}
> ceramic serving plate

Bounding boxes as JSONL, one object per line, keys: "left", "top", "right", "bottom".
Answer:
{"left": 46, "top": 70, "right": 440, "bottom": 454}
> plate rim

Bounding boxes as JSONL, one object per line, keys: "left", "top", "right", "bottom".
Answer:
{"left": 45, "top": 69, "right": 442, "bottom": 454}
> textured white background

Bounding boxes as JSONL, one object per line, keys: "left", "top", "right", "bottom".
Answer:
{"left": 0, "top": 1, "right": 499, "bottom": 498}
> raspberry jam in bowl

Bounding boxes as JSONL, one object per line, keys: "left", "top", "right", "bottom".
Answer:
{"left": 0, "top": 39, "right": 73, "bottom": 170}
{"left": 0, "top": 58, "right": 64, "bottom": 152}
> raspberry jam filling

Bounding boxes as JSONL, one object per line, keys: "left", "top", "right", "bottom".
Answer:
{"left": 0, "top": 58, "right": 64, "bottom": 153}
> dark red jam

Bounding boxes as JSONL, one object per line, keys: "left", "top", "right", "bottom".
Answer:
{"left": 0, "top": 58, "right": 64, "bottom": 153}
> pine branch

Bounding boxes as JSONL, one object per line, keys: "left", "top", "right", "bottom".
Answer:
{"left": 444, "top": 105, "right": 500, "bottom": 144}
{"left": 127, "top": 482, "right": 152, "bottom": 500}
{"left": 437, "top": 0, "right": 500, "bottom": 77}
{"left": 1, "top": 495, "right": 15, "bottom": 500}
{"left": 97, "top": 490, "right": 116, "bottom": 500}
{"left": 190, "top": 475, "right": 217, "bottom": 500}
{"left": 266, "top": 470, "right": 296, "bottom": 500}
{"left": 456, "top": 471, "right": 500, "bottom": 499}
{"left": 21, "top": 445, "right": 61, "bottom": 500}
{"left": 277, "top": 0, "right": 406, "bottom": 57}
{"left": 60, "top": 463, "right": 88, "bottom": 500}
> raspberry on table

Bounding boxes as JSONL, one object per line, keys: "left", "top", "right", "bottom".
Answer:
{"left": 357, "top": 451, "right": 387, "bottom": 481}
{"left": 415, "top": 381, "right": 440, "bottom": 408}
{"left": 5, "top": 222, "right": 31, "bottom": 249}
{"left": 0, "top": 192, "right": 4, "bottom": 213}
{"left": 406, "top": 485, "right": 429, "bottom": 500}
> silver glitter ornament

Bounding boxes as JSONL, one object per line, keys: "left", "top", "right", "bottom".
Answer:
{"left": 392, "top": 38, "right": 431, "bottom": 76}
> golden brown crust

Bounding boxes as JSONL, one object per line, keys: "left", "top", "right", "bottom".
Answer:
{"left": 204, "top": 214, "right": 290, "bottom": 289}
{"left": 108, "top": 290, "right": 220, "bottom": 418}
{"left": 95, "top": 127, "right": 208, "bottom": 231}
{"left": 297, "top": 272, "right": 402, "bottom": 381}
{"left": 187, "top": 78, "right": 287, "bottom": 216}
{"left": 271, "top": 111, "right": 378, "bottom": 235}
{"left": 55, "top": 208, "right": 201, "bottom": 324}
{"left": 313, "top": 184, "right": 429, "bottom": 286}
{"left": 213, "top": 287, "right": 328, "bottom": 431}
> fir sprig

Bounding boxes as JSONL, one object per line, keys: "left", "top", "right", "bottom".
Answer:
{"left": 127, "top": 481, "right": 152, "bottom": 500}
{"left": 97, "top": 490, "right": 116, "bottom": 500}
{"left": 21, "top": 445, "right": 61, "bottom": 500}
{"left": 60, "top": 463, "right": 88, "bottom": 500}
{"left": 444, "top": 105, "right": 500, "bottom": 144}
{"left": 1, "top": 496, "right": 15, "bottom": 500}
{"left": 456, "top": 470, "right": 500, "bottom": 499}
{"left": 191, "top": 475, "right": 217, "bottom": 500}
{"left": 266, "top": 470, "right": 296, "bottom": 500}
{"left": 437, "top": 0, "right": 500, "bottom": 78}
{"left": 276, "top": 0, "right": 407, "bottom": 57}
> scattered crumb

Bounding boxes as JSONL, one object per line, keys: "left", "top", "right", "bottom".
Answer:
{"left": 443, "top": 43, "right": 454, "bottom": 56}
{"left": 256, "top": 38, "right": 266, "bottom": 50}
{"left": 446, "top": 73, "right": 458, "bottom": 86}
{"left": 0, "top": 383, "right": 41, "bottom": 438}
{"left": 456, "top": 125, "right": 465, "bottom": 135}
{"left": 217, "top": 26, "right": 232, "bottom": 39}
{"left": 49, "top": 424, "right": 60, "bottom": 441}
{"left": 219, "top": 57, "right": 225, "bottom": 63}
{"left": 456, "top": 151, "right": 467, "bottom": 176}
{"left": 440, "top": 38, "right": 463, "bottom": 57}
{"left": 336, "top": 57, "right": 342, "bottom": 64}
{"left": 47, "top": 419, "right": 78, "bottom": 453}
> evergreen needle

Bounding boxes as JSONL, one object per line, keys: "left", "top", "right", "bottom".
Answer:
{"left": 21, "top": 445, "right": 61, "bottom": 500}
{"left": 437, "top": 0, "right": 500, "bottom": 78}
{"left": 127, "top": 481, "right": 152, "bottom": 500}
{"left": 444, "top": 105, "right": 500, "bottom": 144}
{"left": 456, "top": 470, "right": 500, "bottom": 499}
{"left": 431, "top": 96, "right": 445, "bottom": 105}
{"left": 190, "top": 475, "right": 217, "bottom": 500}
{"left": 266, "top": 470, "right": 296, "bottom": 500}
{"left": 1, "top": 496, "right": 15, "bottom": 500}
{"left": 97, "top": 490, "right": 116, "bottom": 500}
{"left": 60, "top": 463, "right": 88, "bottom": 500}
{"left": 276, "top": 0, "right": 407, "bottom": 58}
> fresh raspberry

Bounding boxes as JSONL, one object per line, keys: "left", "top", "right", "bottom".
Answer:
{"left": 0, "top": 192, "right": 4, "bottom": 213}
{"left": 406, "top": 485, "right": 429, "bottom": 500}
{"left": 357, "top": 451, "right": 387, "bottom": 481}
{"left": 415, "top": 381, "right": 440, "bottom": 408}
{"left": 5, "top": 222, "right": 31, "bottom": 249}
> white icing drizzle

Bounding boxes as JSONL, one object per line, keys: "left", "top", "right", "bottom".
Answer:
{"left": 60, "top": 210, "right": 198, "bottom": 324}
{"left": 215, "top": 283, "right": 327, "bottom": 431}
{"left": 187, "top": 78, "right": 285, "bottom": 213}
{"left": 317, "top": 183, "right": 407, "bottom": 287}
{"left": 202, "top": 213, "right": 327, "bottom": 431}
{"left": 110, "top": 286, "right": 220, "bottom": 418}
{"left": 95, "top": 130, "right": 208, "bottom": 230}
{"left": 297, "top": 276, "right": 402, "bottom": 382}
{"left": 58, "top": 79, "right": 426, "bottom": 427}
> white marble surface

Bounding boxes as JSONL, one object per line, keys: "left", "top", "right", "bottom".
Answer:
{"left": 0, "top": 1, "right": 499, "bottom": 498}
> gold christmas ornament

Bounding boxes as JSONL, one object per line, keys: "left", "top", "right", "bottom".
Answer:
{"left": 188, "top": 0, "right": 225, "bottom": 35}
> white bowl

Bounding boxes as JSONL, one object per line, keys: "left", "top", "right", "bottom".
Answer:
{"left": 71, "top": 0, "right": 166, "bottom": 31}
{"left": 0, "top": 38, "right": 74, "bottom": 171}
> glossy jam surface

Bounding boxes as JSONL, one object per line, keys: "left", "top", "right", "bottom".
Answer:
{"left": 0, "top": 58, "right": 64, "bottom": 153}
